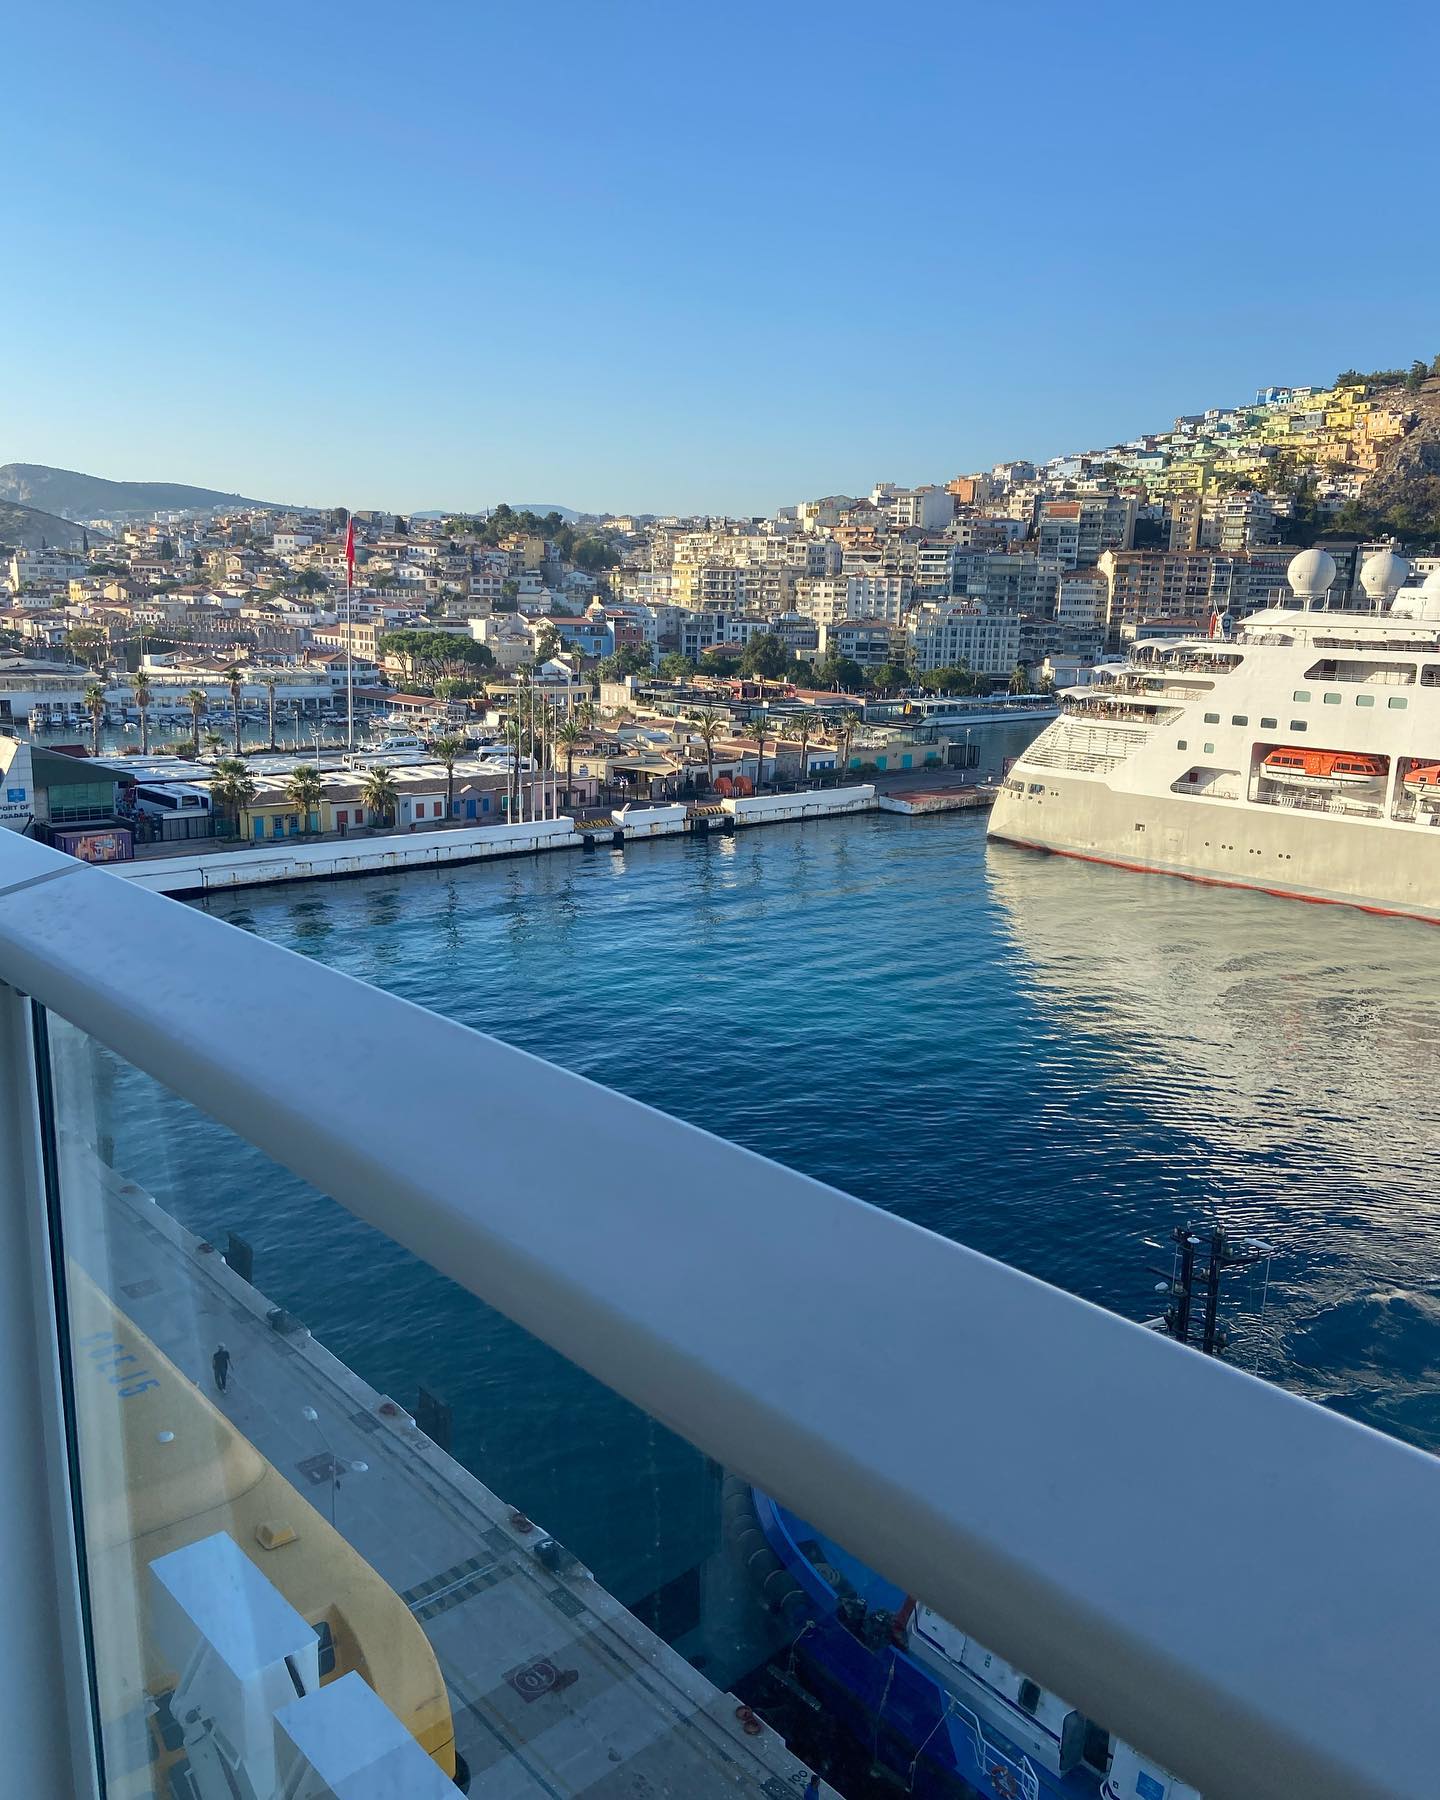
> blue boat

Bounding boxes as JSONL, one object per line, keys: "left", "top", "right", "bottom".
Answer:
{"left": 735, "top": 1483, "right": 1198, "bottom": 1800}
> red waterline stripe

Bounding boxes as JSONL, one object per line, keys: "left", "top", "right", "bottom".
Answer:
{"left": 995, "top": 837, "right": 1440, "bottom": 927}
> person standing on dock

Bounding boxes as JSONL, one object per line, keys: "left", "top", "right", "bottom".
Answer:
{"left": 212, "top": 1343, "right": 232, "bottom": 1394}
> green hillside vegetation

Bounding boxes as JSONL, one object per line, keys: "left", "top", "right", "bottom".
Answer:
{"left": 0, "top": 463, "right": 283, "bottom": 519}
{"left": 0, "top": 499, "right": 102, "bottom": 551}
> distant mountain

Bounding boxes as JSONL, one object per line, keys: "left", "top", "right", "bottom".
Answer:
{"left": 0, "top": 463, "right": 285, "bottom": 521}
{"left": 0, "top": 499, "right": 103, "bottom": 551}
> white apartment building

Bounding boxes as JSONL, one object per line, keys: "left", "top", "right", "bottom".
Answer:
{"left": 793, "top": 576, "right": 850, "bottom": 626}
{"left": 817, "top": 619, "right": 904, "bottom": 668}
{"left": 1055, "top": 569, "right": 1109, "bottom": 629}
{"left": 907, "top": 602, "right": 1022, "bottom": 677}
{"left": 965, "top": 551, "right": 1063, "bottom": 613}
{"left": 844, "top": 575, "right": 912, "bottom": 624}
{"left": 1035, "top": 494, "right": 1138, "bottom": 569}
{"left": 886, "top": 486, "right": 955, "bottom": 532}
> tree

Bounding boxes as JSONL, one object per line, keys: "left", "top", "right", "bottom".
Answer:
{"left": 131, "top": 669, "right": 153, "bottom": 755}
{"left": 66, "top": 626, "right": 107, "bottom": 669}
{"left": 361, "top": 765, "right": 398, "bottom": 829}
{"left": 572, "top": 536, "right": 620, "bottom": 572}
{"left": 329, "top": 506, "right": 349, "bottom": 529}
{"left": 377, "top": 630, "right": 494, "bottom": 689}
{"left": 827, "top": 710, "right": 856, "bottom": 776}
{"left": 556, "top": 715, "right": 583, "bottom": 807}
{"left": 739, "top": 633, "right": 790, "bottom": 680}
{"left": 598, "top": 645, "right": 652, "bottom": 680}
{"left": 534, "top": 624, "right": 562, "bottom": 663}
{"left": 260, "top": 673, "right": 279, "bottom": 751}
{"left": 210, "top": 758, "right": 256, "bottom": 832}
{"left": 699, "top": 648, "right": 742, "bottom": 677}
{"left": 1407, "top": 360, "right": 1428, "bottom": 392}
{"left": 393, "top": 514, "right": 408, "bottom": 535}
{"left": 285, "top": 764, "right": 324, "bottom": 834}
{"left": 694, "top": 707, "right": 723, "bottom": 790}
{"left": 84, "top": 682, "right": 106, "bottom": 757}
{"left": 1008, "top": 661, "right": 1033, "bottom": 695}
{"left": 815, "top": 653, "right": 865, "bottom": 692}
{"left": 294, "top": 567, "right": 328, "bottom": 594}
{"left": 871, "top": 659, "right": 914, "bottom": 696}
{"left": 222, "top": 663, "right": 246, "bottom": 755}
{"left": 432, "top": 734, "right": 466, "bottom": 819}
{"left": 185, "top": 688, "right": 207, "bottom": 755}
{"left": 658, "top": 652, "right": 696, "bottom": 680}
{"left": 158, "top": 536, "right": 176, "bottom": 560}
{"left": 792, "top": 711, "right": 814, "bottom": 785}
{"left": 751, "top": 714, "right": 768, "bottom": 790}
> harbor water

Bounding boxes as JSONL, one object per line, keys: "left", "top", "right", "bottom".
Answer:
{"left": 95, "top": 725, "right": 1440, "bottom": 1631}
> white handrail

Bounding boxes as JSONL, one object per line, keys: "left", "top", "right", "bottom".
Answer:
{"left": 0, "top": 830, "right": 1433, "bottom": 1800}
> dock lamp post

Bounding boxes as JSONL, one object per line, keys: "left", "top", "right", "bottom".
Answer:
{"left": 301, "top": 1406, "right": 367, "bottom": 1526}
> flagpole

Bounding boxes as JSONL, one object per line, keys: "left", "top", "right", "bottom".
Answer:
{"left": 344, "top": 514, "right": 355, "bottom": 753}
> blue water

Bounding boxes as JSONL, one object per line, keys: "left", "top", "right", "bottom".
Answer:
{"left": 92, "top": 778, "right": 1440, "bottom": 1614}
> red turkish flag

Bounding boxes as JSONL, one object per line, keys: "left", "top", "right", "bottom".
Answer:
{"left": 344, "top": 517, "right": 355, "bottom": 573}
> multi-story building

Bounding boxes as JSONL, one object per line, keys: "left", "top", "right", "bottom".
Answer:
{"left": 817, "top": 619, "right": 905, "bottom": 668}
{"left": 965, "top": 551, "right": 1063, "bottom": 614}
{"left": 1035, "top": 495, "right": 1138, "bottom": 569}
{"left": 906, "top": 602, "right": 1022, "bottom": 678}
{"left": 843, "top": 575, "right": 912, "bottom": 624}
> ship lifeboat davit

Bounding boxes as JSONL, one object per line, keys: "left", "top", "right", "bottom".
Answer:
{"left": 1403, "top": 761, "right": 1440, "bottom": 810}
{"left": 1261, "top": 747, "right": 1388, "bottom": 791}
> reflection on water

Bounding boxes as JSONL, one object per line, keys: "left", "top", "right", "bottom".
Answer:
{"left": 985, "top": 843, "right": 1440, "bottom": 1442}
{"left": 94, "top": 797, "right": 1440, "bottom": 1628}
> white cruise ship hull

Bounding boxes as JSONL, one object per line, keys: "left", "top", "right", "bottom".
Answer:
{"left": 988, "top": 773, "right": 1440, "bottom": 923}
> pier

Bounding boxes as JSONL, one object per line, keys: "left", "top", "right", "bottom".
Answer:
{"left": 106, "top": 781, "right": 997, "bottom": 898}
{"left": 70, "top": 1151, "right": 830, "bottom": 1798}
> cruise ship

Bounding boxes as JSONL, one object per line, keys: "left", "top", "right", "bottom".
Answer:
{"left": 987, "top": 548, "right": 1440, "bottom": 923}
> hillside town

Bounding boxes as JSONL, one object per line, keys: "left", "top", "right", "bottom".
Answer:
{"left": 3, "top": 365, "right": 1439, "bottom": 867}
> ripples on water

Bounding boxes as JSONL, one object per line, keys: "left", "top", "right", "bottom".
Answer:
{"left": 99, "top": 801, "right": 1440, "bottom": 1604}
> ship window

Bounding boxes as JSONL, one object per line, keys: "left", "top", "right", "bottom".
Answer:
{"left": 1356, "top": 694, "right": 1374, "bottom": 707}
{"left": 1231, "top": 714, "right": 1248, "bottom": 726}
{"left": 1204, "top": 711, "right": 1219, "bottom": 723}
{"left": 1176, "top": 739, "right": 1187, "bottom": 750}
{"left": 1389, "top": 696, "right": 1408, "bottom": 710}
{"left": 1203, "top": 742, "right": 1215, "bottom": 754}
{"left": 1293, "top": 690, "right": 1310, "bottom": 702}
{"left": 1017, "top": 1679, "right": 1042, "bottom": 1715}
{"left": 1290, "top": 720, "right": 1307, "bottom": 732}
{"left": 1323, "top": 693, "right": 1340, "bottom": 705}
{"left": 1261, "top": 717, "right": 1277, "bottom": 729}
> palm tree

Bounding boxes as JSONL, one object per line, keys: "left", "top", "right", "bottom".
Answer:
{"left": 210, "top": 758, "right": 256, "bottom": 835}
{"left": 185, "top": 688, "right": 207, "bottom": 756}
{"left": 260, "top": 673, "right": 279, "bottom": 750}
{"left": 84, "top": 682, "right": 106, "bottom": 757}
{"left": 793, "top": 712, "right": 814, "bottom": 787}
{"left": 751, "top": 713, "right": 767, "bottom": 792}
{"left": 1008, "top": 660, "right": 1032, "bottom": 696}
{"left": 222, "top": 663, "right": 246, "bottom": 755}
{"left": 556, "top": 716, "right": 583, "bottom": 807}
{"left": 285, "top": 763, "right": 324, "bottom": 835}
{"left": 361, "top": 765, "right": 398, "bottom": 831}
{"left": 695, "top": 707, "right": 723, "bottom": 791}
{"left": 827, "top": 709, "right": 855, "bottom": 780}
{"left": 131, "top": 669, "right": 153, "bottom": 755}
{"left": 432, "top": 734, "right": 465, "bottom": 820}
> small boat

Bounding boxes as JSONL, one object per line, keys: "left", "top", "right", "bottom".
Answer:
{"left": 732, "top": 1482, "right": 1199, "bottom": 1800}
{"left": 1402, "top": 761, "right": 1440, "bottom": 809}
{"left": 1260, "top": 747, "right": 1386, "bottom": 791}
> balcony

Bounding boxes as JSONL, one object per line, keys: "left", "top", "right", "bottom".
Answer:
{"left": 0, "top": 825, "right": 1433, "bottom": 1799}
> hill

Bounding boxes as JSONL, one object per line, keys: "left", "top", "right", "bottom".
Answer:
{"left": 0, "top": 499, "right": 104, "bottom": 551}
{"left": 0, "top": 463, "right": 284, "bottom": 521}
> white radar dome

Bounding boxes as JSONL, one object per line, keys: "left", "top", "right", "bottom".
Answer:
{"left": 1359, "top": 548, "right": 1411, "bottom": 601}
{"left": 1287, "top": 547, "right": 1337, "bottom": 601}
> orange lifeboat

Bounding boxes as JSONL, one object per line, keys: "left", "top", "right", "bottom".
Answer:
{"left": 1403, "top": 761, "right": 1440, "bottom": 809}
{"left": 1261, "top": 747, "right": 1387, "bottom": 790}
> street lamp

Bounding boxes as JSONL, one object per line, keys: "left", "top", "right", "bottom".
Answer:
{"left": 301, "top": 1406, "right": 366, "bottom": 1526}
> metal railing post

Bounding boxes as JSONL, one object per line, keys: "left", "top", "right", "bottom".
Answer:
{"left": 0, "top": 986, "right": 103, "bottom": 1798}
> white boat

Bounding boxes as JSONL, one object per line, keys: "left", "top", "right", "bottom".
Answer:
{"left": 988, "top": 550, "right": 1440, "bottom": 922}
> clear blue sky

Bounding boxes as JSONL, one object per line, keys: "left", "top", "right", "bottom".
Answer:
{"left": 6, "top": 0, "right": 1437, "bottom": 516}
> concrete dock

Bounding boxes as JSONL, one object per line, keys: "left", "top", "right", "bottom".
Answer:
{"left": 69, "top": 1151, "right": 830, "bottom": 1799}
